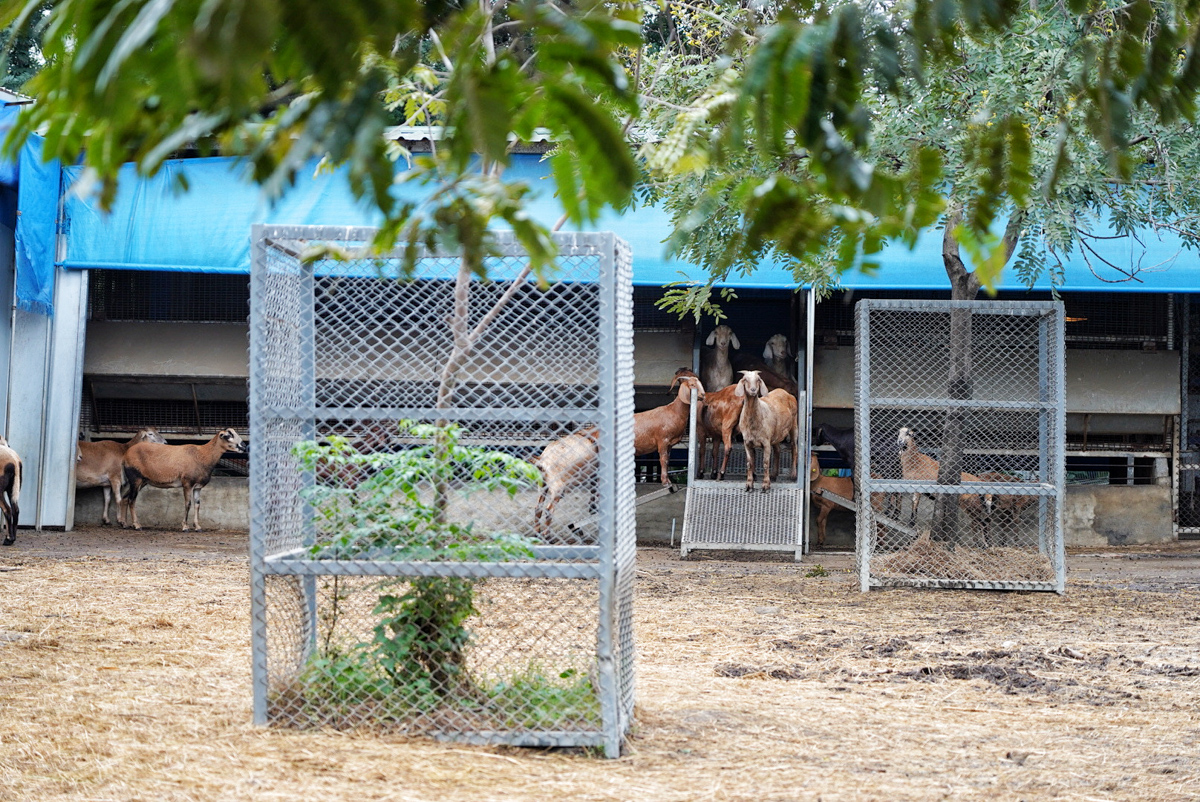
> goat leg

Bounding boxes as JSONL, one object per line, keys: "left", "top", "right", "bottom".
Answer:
{"left": 744, "top": 443, "right": 758, "bottom": 491}
{"left": 762, "top": 444, "right": 773, "bottom": 492}
{"left": 192, "top": 485, "right": 203, "bottom": 531}
{"left": 181, "top": 484, "right": 193, "bottom": 532}
{"left": 101, "top": 484, "right": 113, "bottom": 526}
{"left": 718, "top": 434, "right": 734, "bottom": 481}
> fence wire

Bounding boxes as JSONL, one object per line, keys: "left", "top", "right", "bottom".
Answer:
{"left": 249, "top": 227, "right": 635, "bottom": 756}
{"left": 855, "top": 301, "right": 1066, "bottom": 593}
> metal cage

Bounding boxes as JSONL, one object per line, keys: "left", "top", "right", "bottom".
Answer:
{"left": 249, "top": 226, "right": 636, "bottom": 756}
{"left": 854, "top": 300, "right": 1066, "bottom": 593}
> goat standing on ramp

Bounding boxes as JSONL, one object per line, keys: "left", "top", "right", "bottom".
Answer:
{"left": 76, "top": 429, "right": 167, "bottom": 526}
{"left": 0, "top": 436, "right": 21, "bottom": 545}
{"left": 122, "top": 428, "right": 248, "bottom": 531}
{"left": 736, "top": 371, "right": 798, "bottom": 492}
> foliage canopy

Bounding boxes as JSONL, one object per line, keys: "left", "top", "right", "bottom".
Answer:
{"left": 1, "top": 0, "right": 1198, "bottom": 296}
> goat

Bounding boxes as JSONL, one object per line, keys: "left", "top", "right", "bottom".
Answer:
{"left": 763, "top": 334, "right": 797, "bottom": 380}
{"left": 736, "top": 371, "right": 798, "bottom": 492}
{"left": 532, "top": 427, "right": 599, "bottom": 537}
{"left": 0, "top": 437, "right": 21, "bottom": 546}
{"left": 977, "top": 471, "right": 1035, "bottom": 546}
{"left": 532, "top": 375, "right": 705, "bottom": 535}
{"left": 675, "top": 367, "right": 741, "bottom": 480}
{"left": 809, "top": 454, "right": 853, "bottom": 547}
{"left": 76, "top": 429, "right": 168, "bottom": 526}
{"left": 700, "top": 325, "right": 739, "bottom": 392}
{"left": 314, "top": 420, "right": 395, "bottom": 488}
{"left": 636, "top": 374, "right": 705, "bottom": 486}
{"left": 895, "top": 426, "right": 993, "bottom": 531}
{"left": 121, "top": 428, "right": 248, "bottom": 531}
{"left": 731, "top": 349, "right": 799, "bottom": 395}
{"left": 813, "top": 423, "right": 855, "bottom": 469}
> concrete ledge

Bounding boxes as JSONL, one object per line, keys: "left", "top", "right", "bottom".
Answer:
{"left": 72, "top": 477, "right": 1179, "bottom": 547}
{"left": 74, "top": 477, "right": 250, "bottom": 531}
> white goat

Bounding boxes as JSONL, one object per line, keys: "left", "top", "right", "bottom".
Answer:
{"left": 76, "top": 429, "right": 167, "bottom": 526}
{"left": 763, "top": 334, "right": 797, "bottom": 380}
{"left": 896, "top": 426, "right": 993, "bottom": 529}
{"left": 122, "top": 428, "right": 248, "bottom": 531}
{"left": 701, "top": 325, "right": 739, "bottom": 392}
{"left": 531, "top": 375, "right": 706, "bottom": 535}
{"left": 735, "top": 371, "right": 798, "bottom": 492}
{"left": 0, "top": 436, "right": 21, "bottom": 546}
{"left": 532, "top": 427, "right": 599, "bottom": 537}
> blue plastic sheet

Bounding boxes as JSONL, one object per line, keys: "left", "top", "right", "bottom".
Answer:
{"left": 15, "top": 134, "right": 60, "bottom": 316}
{"left": 12, "top": 149, "right": 1199, "bottom": 304}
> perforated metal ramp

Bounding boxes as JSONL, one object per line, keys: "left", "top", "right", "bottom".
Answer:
{"left": 680, "top": 477, "right": 804, "bottom": 559}
{"left": 678, "top": 395, "right": 807, "bottom": 561}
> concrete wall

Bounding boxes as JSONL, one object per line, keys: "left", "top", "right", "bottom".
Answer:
{"left": 798, "top": 484, "right": 1177, "bottom": 550}
{"left": 72, "top": 475, "right": 1176, "bottom": 549}
{"left": 1062, "top": 485, "right": 1174, "bottom": 547}
{"left": 74, "top": 477, "right": 250, "bottom": 531}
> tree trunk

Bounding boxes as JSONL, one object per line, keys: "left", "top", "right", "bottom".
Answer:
{"left": 930, "top": 213, "right": 1023, "bottom": 545}
{"left": 931, "top": 216, "right": 981, "bottom": 543}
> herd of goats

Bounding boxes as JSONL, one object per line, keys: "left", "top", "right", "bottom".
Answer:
{"left": 530, "top": 324, "right": 1032, "bottom": 546}
{"left": 0, "top": 426, "right": 248, "bottom": 547}
{"left": 0, "top": 326, "right": 1029, "bottom": 550}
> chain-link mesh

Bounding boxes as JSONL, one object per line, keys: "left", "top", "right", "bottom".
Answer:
{"left": 249, "top": 226, "right": 635, "bottom": 756}
{"left": 855, "top": 300, "right": 1066, "bottom": 593}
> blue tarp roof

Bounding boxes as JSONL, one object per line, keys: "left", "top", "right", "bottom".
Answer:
{"left": 12, "top": 143, "right": 1200, "bottom": 315}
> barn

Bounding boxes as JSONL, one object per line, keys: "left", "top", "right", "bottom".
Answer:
{"left": 0, "top": 103, "right": 1193, "bottom": 548}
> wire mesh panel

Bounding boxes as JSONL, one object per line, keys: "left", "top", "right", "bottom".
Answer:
{"left": 855, "top": 300, "right": 1066, "bottom": 593}
{"left": 249, "top": 226, "right": 636, "bottom": 756}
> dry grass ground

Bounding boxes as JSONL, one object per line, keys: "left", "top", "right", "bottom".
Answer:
{"left": 1, "top": 528, "right": 1198, "bottom": 801}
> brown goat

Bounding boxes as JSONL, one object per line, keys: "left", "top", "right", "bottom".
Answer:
{"left": 736, "top": 371, "right": 798, "bottom": 492}
{"left": 674, "top": 368, "right": 741, "bottom": 480}
{"left": 977, "top": 471, "right": 1035, "bottom": 545}
{"left": 809, "top": 455, "right": 854, "bottom": 547}
{"left": 76, "top": 429, "right": 167, "bottom": 526}
{"left": 896, "top": 426, "right": 993, "bottom": 531}
{"left": 636, "top": 374, "right": 705, "bottom": 486}
{"left": 0, "top": 436, "right": 22, "bottom": 546}
{"left": 531, "top": 375, "right": 705, "bottom": 536}
{"left": 122, "top": 428, "right": 248, "bottom": 531}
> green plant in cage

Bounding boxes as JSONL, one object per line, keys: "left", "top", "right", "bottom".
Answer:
{"left": 291, "top": 420, "right": 541, "bottom": 561}
{"left": 289, "top": 420, "right": 544, "bottom": 710}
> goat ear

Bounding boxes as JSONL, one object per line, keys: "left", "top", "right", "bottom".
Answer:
{"left": 730, "top": 332, "right": 740, "bottom": 350}
{"left": 677, "top": 383, "right": 693, "bottom": 404}
{"left": 705, "top": 330, "right": 716, "bottom": 346}
{"left": 762, "top": 343, "right": 772, "bottom": 360}
{"left": 733, "top": 381, "right": 745, "bottom": 398}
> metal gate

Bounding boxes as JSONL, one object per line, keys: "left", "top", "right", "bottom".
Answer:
{"left": 249, "top": 226, "right": 636, "bottom": 756}
{"left": 855, "top": 300, "right": 1066, "bottom": 592}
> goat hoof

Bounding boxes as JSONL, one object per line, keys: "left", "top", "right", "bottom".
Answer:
{"left": 2, "top": 538, "right": 13, "bottom": 546}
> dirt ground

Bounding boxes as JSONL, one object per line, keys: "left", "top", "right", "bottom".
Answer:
{"left": 1, "top": 527, "right": 1198, "bottom": 801}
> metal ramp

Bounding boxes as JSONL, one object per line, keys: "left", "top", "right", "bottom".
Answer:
{"left": 679, "top": 395, "right": 807, "bottom": 561}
